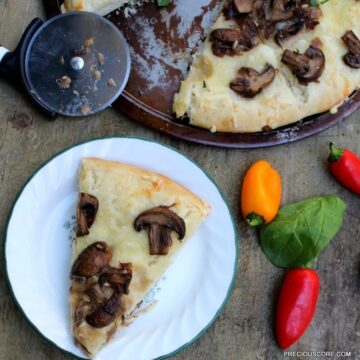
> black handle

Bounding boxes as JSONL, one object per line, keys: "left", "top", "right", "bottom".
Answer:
{"left": 0, "top": 18, "right": 57, "bottom": 117}
{"left": 43, "top": 0, "right": 63, "bottom": 19}
{"left": 0, "top": 18, "right": 43, "bottom": 85}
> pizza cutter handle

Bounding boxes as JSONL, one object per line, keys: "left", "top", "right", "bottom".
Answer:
{"left": 0, "top": 18, "right": 44, "bottom": 85}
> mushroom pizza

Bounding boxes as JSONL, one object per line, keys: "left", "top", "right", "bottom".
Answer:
{"left": 173, "top": 0, "right": 360, "bottom": 133}
{"left": 70, "top": 158, "right": 211, "bottom": 356}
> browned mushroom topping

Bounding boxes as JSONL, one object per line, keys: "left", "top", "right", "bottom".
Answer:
{"left": 71, "top": 275, "right": 87, "bottom": 284}
{"left": 281, "top": 45, "right": 325, "bottom": 84}
{"left": 86, "top": 283, "right": 110, "bottom": 306}
{"left": 99, "top": 263, "right": 133, "bottom": 295}
{"left": 265, "top": 0, "right": 295, "bottom": 22}
{"left": 134, "top": 206, "right": 186, "bottom": 255}
{"left": 342, "top": 31, "right": 360, "bottom": 55}
{"left": 76, "top": 193, "right": 99, "bottom": 237}
{"left": 210, "top": 16, "right": 259, "bottom": 57}
{"left": 342, "top": 30, "right": 360, "bottom": 69}
{"left": 86, "top": 292, "right": 121, "bottom": 328}
{"left": 223, "top": 0, "right": 323, "bottom": 48}
{"left": 237, "top": 15, "right": 261, "bottom": 47}
{"left": 223, "top": 1, "right": 242, "bottom": 20}
{"left": 234, "top": 0, "right": 254, "bottom": 13}
{"left": 252, "top": 0, "right": 265, "bottom": 16}
{"left": 304, "top": 6, "right": 322, "bottom": 30}
{"left": 74, "top": 262, "right": 133, "bottom": 328}
{"left": 75, "top": 300, "right": 92, "bottom": 327}
{"left": 230, "top": 65, "right": 276, "bottom": 98}
{"left": 256, "top": 1, "right": 323, "bottom": 41}
{"left": 210, "top": 29, "right": 242, "bottom": 57}
{"left": 275, "top": 18, "right": 304, "bottom": 46}
{"left": 71, "top": 242, "right": 112, "bottom": 279}
{"left": 74, "top": 285, "right": 110, "bottom": 327}
{"left": 344, "top": 52, "right": 360, "bottom": 69}
{"left": 71, "top": 241, "right": 133, "bottom": 329}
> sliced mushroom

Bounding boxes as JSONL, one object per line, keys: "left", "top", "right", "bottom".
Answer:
{"left": 234, "top": 0, "right": 254, "bottom": 13}
{"left": 252, "top": 0, "right": 265, "bottom": 16}
{"left": 134, "top": 206, "right": 186, "bottom": 255}
{"left": 71, "top": 242, "right": 112, "bottom": 279}
{"left": 304, "top": 6, "right": 322, "bottom": 30}
{"left": 75, "top": 300, "right": 93, "bottom": 327}
{"left": 265, "top": 0, "right": 295, "bottom": 22}
{"left": 210, "top": 16, "right": 259, "bottom": 57}
{"left": 74, "top": 287, "right": 109, "bottom": 327}
{"left": 145, "top": 226, "right": 173, "bottom": 256}
{"left": 237, "top": 15, "right": 260, "bottom": 47}
{"left": 342, "top": 30, "right": 360, "bottom": 69}
{"left": 223, "top": 1, "right": 241, "bottom": 20}
{"left": 76, "top": 193, "right": 99, "bottom": 237}
{"left": 275, "top": 18, "right": 304, "bottom": 47}
{"left": 344, "top": 53, "right": 360, "bottom": 69}
{"left": 99, "top": 263, "right": 133, "bottom": 295}
{"left": 230, "top": 65, "right": 276, "bottom": 98}
{"left": 209, "top": 29, "right": 241, "bottom": 57}
{"left": 281, "top": 45, "right": 325, "bottom": 84}
{"left": 86, "top": 283, "right": 110, "bottom": 305}
{"left": 75, "top": 264, "right": 132, "bottom": 328}
{"left": 86, "top": 292, "right": 121, "bottom": 328}
{"left": 259, "top": 2, "right": 322, "bottom": 44}
{"left": 342, "top": 30, "right": 360, "bottom": 55}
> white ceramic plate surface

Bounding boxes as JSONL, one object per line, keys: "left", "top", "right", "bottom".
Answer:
{"left": 4, "top": 137, "right": 238, "bottom": 360}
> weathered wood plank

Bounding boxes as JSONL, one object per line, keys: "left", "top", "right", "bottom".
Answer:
{"left": 0, "top": 1, "right": 359, "bottom": 359}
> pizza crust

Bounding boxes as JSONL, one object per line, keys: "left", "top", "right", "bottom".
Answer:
{"left": 61, "top": 0, "right": 128, "bottom": 16}
{"left": 173, "top": 0, "right": 360, "bottom": 133}
{"left": 71, "top": 158, "right": 211, "bottom": 356}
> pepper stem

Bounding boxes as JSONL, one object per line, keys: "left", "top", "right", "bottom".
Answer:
{"left": 246, "top": 212, "right": 265, "bottom": 227}
{"left": 328, "top": 143, "right": 344, "bottom": 163}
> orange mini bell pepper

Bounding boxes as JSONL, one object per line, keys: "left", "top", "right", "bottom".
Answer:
{"left": 241, "top": 160, "right": 281, "bottom": 226}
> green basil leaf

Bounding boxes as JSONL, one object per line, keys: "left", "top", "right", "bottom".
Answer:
{"left": 157, "top": 0, "right": 171, "bottom": 6}
{"left": 260, "top": 195, "right": 346, "bottom": 268}
{"left": 310, "top": 0, "right": 330, "bottom": 7}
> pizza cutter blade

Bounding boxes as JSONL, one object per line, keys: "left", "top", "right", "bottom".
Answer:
{"left": 0, "top": 12, "right": 131, "bottom": 117}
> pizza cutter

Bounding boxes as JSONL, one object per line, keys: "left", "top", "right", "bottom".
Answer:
{"left": 0, "top": 12, "right": 131, "bottom": 117}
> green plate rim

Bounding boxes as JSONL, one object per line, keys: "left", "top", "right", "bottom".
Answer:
{"left": 3, "top": 135, "right": 239, "bottom": 360}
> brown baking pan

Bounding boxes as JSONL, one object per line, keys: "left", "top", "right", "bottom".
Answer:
{"left": 43, "top": 0, "right": 360, "bottom": 148}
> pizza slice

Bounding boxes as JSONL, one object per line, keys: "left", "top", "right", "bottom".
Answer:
{"left": 61, "top": 0, "right": 133, "bottom": 16}
{"left": 70, "top": 158, "right": 211, "bottom": 356}
{"left": 173, "top": 0, "right": 360, "bottom": 133}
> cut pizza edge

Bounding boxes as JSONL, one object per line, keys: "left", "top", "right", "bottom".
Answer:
{"left": 69, "top": 158, "right": 211, "bottom": 357}
{"left": 61, "top": 0, "right": 143, "bottom": 16}
{"left": 173, "top": 0, "right": 360, "bottom": 133}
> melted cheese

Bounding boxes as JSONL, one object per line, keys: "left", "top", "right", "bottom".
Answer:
{"left": 71, "top": 158, "right": 211, "bottom": 356}
{"left": 173, "top": 0, "right": 360, "bottom": 133}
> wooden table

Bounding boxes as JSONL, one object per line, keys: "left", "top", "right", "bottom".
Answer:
{"left": 1, "top": 2, "right": 360, "bottom": 359}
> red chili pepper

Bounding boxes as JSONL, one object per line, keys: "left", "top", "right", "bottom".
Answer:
{"left": 276, "top": 268, "right": 320, "bottom": 349}
{"left": 328, "top": 143, "right": 360, "bottom": 195}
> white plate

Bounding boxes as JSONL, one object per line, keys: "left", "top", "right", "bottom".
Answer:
{"left": 4, "top": 137, "right": 238, "bottom": 360}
